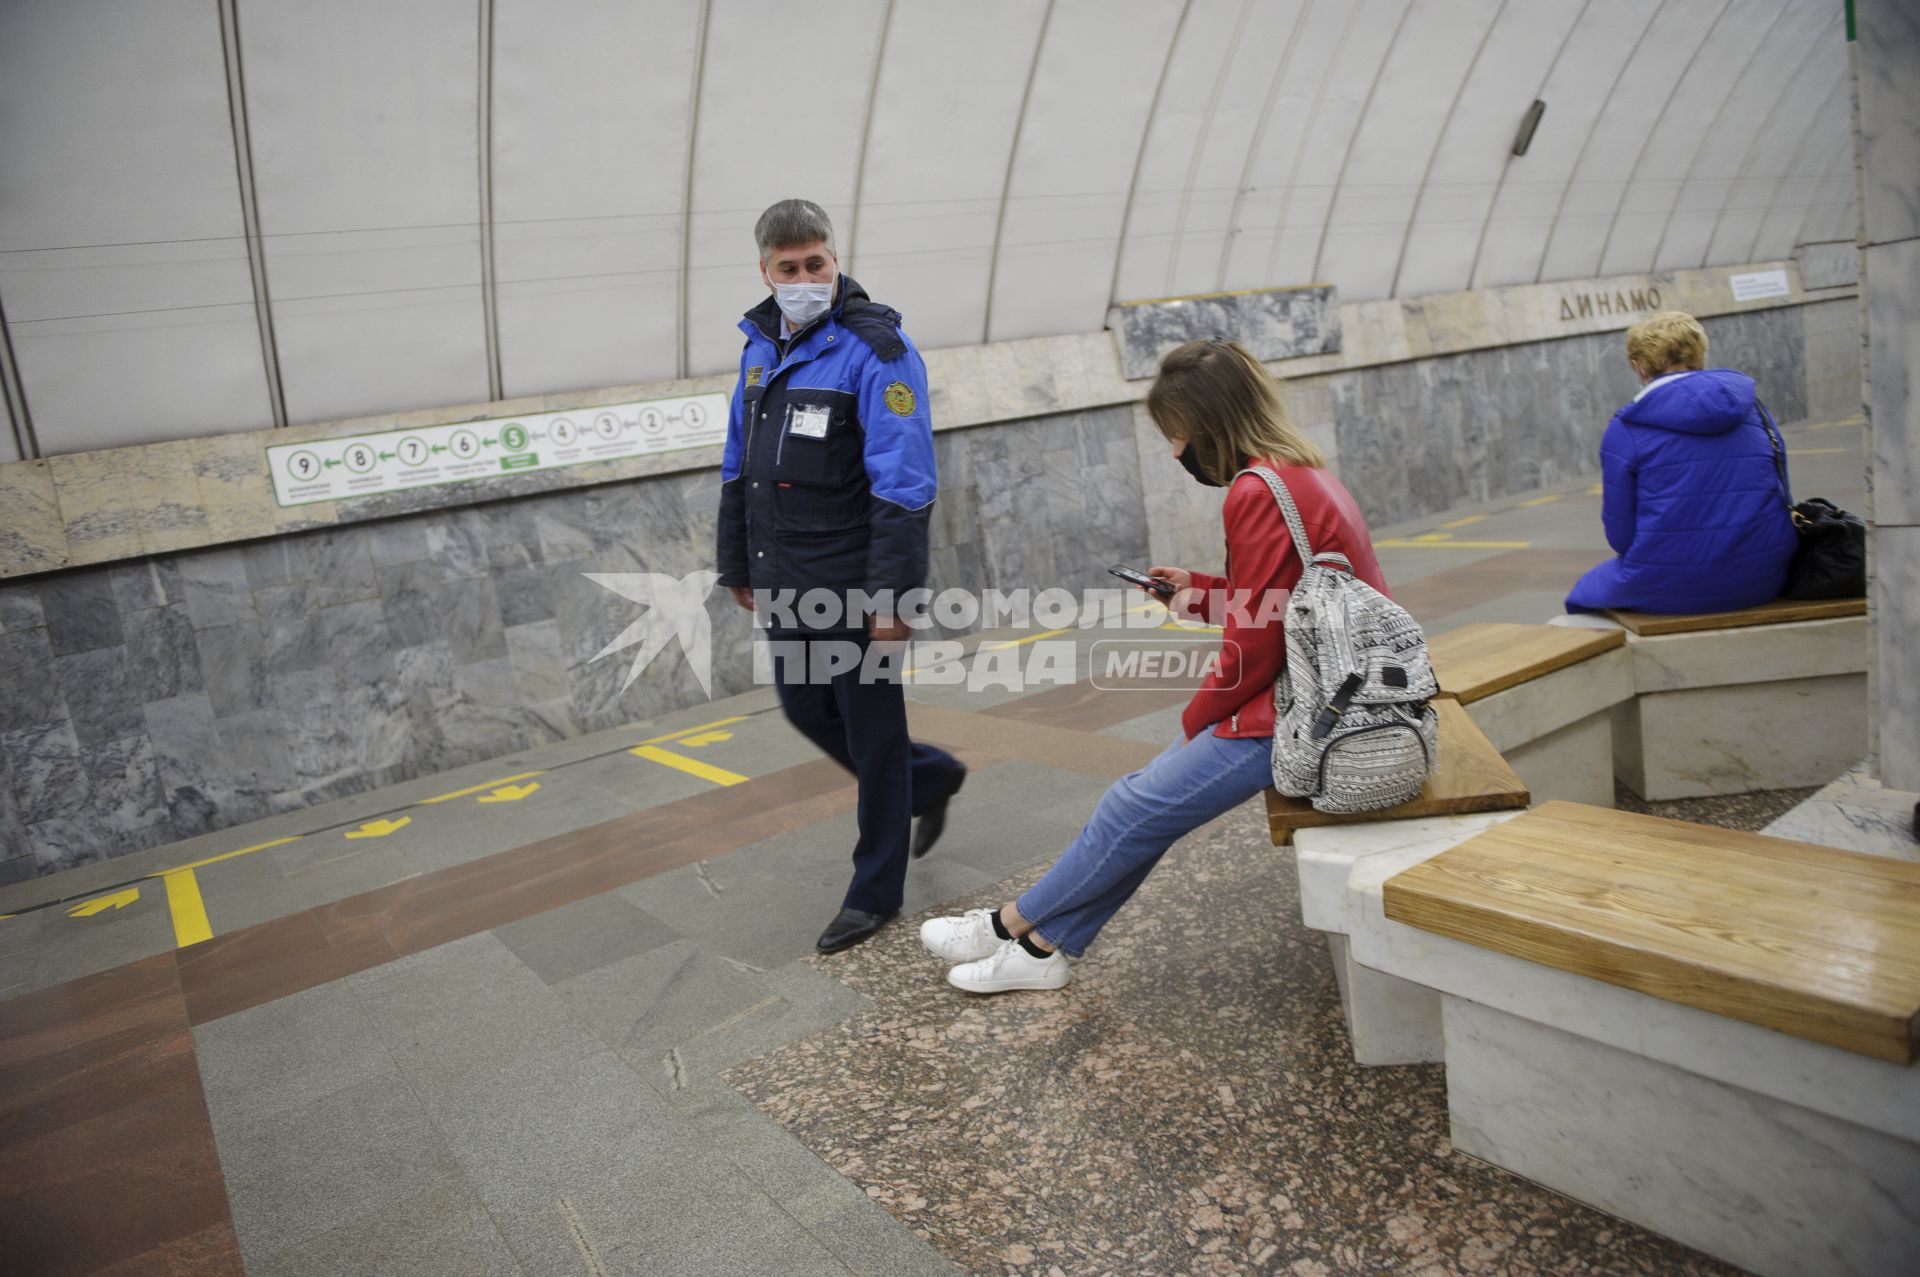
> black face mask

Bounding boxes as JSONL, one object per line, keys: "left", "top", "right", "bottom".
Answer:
{"left": 1178, "top": 444, "right": 1223, "bottom": 487}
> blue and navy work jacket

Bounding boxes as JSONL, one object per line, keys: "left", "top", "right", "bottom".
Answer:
{"left": 716, "top": 276, "right": 936, "bottom": 625}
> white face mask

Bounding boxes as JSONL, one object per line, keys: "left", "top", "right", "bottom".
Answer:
{"left": 772, "top": 278, "right": 835, "bottom": 330}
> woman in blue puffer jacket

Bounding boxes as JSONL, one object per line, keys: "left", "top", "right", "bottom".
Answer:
{"left": 1566, "top": 310, "right": 1798, "bottom": 614}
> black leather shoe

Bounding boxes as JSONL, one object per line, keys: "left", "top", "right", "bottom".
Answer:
{"left": 816, "top": 907, "right": 896, "bottom": 954}
{"left": 911, "top": 763, "right": 968, "bottom": 860}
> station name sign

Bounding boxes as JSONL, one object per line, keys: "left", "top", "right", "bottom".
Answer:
{"left": 265, "top": 393, "right": 730, "bottom": 508}
{"left": 1557, "top": 286, "right": 1663, "bottom": 322}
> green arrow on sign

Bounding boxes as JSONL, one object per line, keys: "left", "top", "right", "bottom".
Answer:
{"left": 378, "top": 451, "right": 395, "bottom": 460}
{"left": 323, "top": 458, "right": 340, "bottom": 468}
{"left": 430, "top": 445, "right": 447, "bottom": 454}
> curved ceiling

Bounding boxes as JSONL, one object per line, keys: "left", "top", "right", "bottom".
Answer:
{"left": 0, "top": 0, "right": 1855, "bottom": 457}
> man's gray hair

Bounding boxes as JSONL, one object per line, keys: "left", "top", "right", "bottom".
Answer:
{"left": 755, "top": 199, "right": 835, "bottom": 261}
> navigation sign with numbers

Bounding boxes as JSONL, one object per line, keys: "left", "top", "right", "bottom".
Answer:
{"left": 266, "top": 393, "right": 730, "bottom": 507}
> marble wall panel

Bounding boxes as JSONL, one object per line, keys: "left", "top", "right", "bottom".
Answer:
{"left": 1856, "top": 0, "right": 1920, "bottom": 247}
{"left": 1108, "top": 286, "right": 1341, "bottom": 381}
{"left": 1794, "top": 241, "right": 1859, "bottom": 291}
{"left": 1867, "top": 239, "right": 1918, "bottom": 528}
{"left": 1877, "top": 524, "right": 1920, "bottom": 793}
{"left": 0, "top": 460, "right": 68, "bottom": 575}
{"left": 0, "top": 298, "right": 1851, "bottom": 874}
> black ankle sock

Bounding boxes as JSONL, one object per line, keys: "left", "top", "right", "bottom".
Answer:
{"left": 990, "top": 909, "right": 1013, "bottom": 941}
{"left": 1018, "top": 933, "right": 1052, "bottom": 960}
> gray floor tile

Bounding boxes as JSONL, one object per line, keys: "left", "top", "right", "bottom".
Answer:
{"left": 492, "top": 891, "right": 682, "bottom": 986}
{"left": 804, "top": 1197, "right": 967, "bottom": 1277}
{"left": 1425, "top": 588, "right": 1576, "bottom": 630}
{"left": 555, "top": 939, "right": 788, "bottom": 1077}
{"left": 246, "top": 1181, "right": 522, "bottom": 1277}
{"left": 194, "top": 979, "right": 397, "bottom": 1127}
{"left": 214, "top": 1073, "right": 467, "bottom": 1264}
{"left": 348, "top": 932, "right": 603, "bottom": 1083}
{"left": 1098, "top": 700, "right": 1187, "bottom": 744}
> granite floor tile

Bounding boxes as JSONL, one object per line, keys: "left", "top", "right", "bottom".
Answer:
{"left": 803, "top": 1197, "right": 967, "bottom": 1277}
{"left": 244, "top": 1181, "right": 521, "bottom": 1277}
{"left": 554, "top": 938, "right": 787, "bottom": 1077}
{"left": 91, "top": 1220, "right": 245, "bottom": 1277}
{"left": 192, "top": 979, "right": 398, "bottom": 1128}
{"left": 178, "top": 906, "right": 400, "bottom": 1026}
{"left": 211, "top": 1073, "right": 466, "bottom": 1265}
{"left": 491, "top": 890, "right": 683, "bottom": 986}
{"left": 724, "top": 804, "right": 1744, "bottom": 1277}
{"left": 346, "top": 931, "right": 603, "bottom": 1083}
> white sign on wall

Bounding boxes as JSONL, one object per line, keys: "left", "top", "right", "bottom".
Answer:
{"left": 1729, "top": 269, "right": 1791, "bottom": 302}
{"left": 266, "top": 393, "right": 730, "bottom": 507}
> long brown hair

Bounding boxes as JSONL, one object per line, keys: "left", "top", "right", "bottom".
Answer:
{"left": 1144, "top": 339, "right": 1324, "bottom": 485}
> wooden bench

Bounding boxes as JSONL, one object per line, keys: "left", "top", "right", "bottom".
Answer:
{"left": 1598, "top": 597, "right": 1869, "bottom": 799}
{"left": 1427, "top": 622, "right": 1630, "bottom": 807}
{"left": 1273, "top": 698, "right": 1529, "bottom": 1064}
{"left": 1350, "top": 801, "right": 1920, "bottom": 1277}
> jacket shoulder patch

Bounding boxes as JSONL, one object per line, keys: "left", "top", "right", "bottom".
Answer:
{"left": 884, "top": 382, "right": 916, "bottom": 416}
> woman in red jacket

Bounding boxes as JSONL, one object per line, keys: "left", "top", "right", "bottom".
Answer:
{"left": 921, "top": 339, "right": 1387, "bottom": 992}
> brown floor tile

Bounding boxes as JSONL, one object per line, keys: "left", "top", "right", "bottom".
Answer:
{"left": 1392, "top": 548, "right": 1609, "bottom": 627}
{"left": 92, "top": 1221, "right": 244, "bottom": 1277}
{"left": 981, "top": 680, "right": 1189, "bottom": 732}
{"left": 177, "top": 909, "right": 399, "bottom": 1027}
{"left": 0, "top": 1066, "right": 233, "bottom": 1277}
{"left": 906, "top": 701, "right": 1161, "bottom": 780}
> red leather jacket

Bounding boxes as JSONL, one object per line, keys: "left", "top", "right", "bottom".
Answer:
{"left": 1179, "top": 462, "right": 1389, "bottom": 741}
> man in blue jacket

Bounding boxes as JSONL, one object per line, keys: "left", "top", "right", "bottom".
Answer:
{"left": 716, "top": 199, "right": 966, "bottom": 954}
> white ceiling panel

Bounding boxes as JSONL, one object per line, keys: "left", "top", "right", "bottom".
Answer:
{"left": 837, "top": 0, "right": 1045, "bottom": 352}
{"left": 986, "top": 0, "right": 1184, "bottom": 342}
{"left": 242, "top": 0, "right": 490, "bottom": 423}
{"left": 491, "top": 0, "right": 704, "bottom": 395}
{"left": 1534, "top": 0, "right": 1723, "bottom": 284}
{"left": 1599, "top": 0, "right": 1786, "bottom": 276}
{"left": 1161, "top": 2, "right": 1311, "bottom": 298}
{"left": 1708, "top": 36, "right": 1847, "bottom": 267}
{"left": 1474, "top": 0, "right": 1664, "bottom": 289}
{"left": 1391, "top": 0, "right": 1585, "bottom": 299}
{"left": 683, "top": 0, "right": 886, "bottom": 373}
{"left": 1256, "top": 0, "right": 1409, "bottom": 290}
{"left": 0, "top": 0, "right": 273, "bottom": 452}
{"left": 1314, "top": 0, "right": 1502, "bottom": 302}
{"left": 1112, "top": 0, "right": 1259, "bottom": 302}
{"left": 1656, "top": 0, "right": 1839, "bottom": 270}
{"left": 1747, "top": 76, "right": 1852, "bottom": 262}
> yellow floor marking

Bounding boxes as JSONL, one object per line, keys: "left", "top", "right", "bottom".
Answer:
{"left": 157, "top": 835, "right": 302, "bottom": 876}
{"left": 1587, "top": 483, "right": 1604, "bottom": 495}
{"left": 68, "top": 887, "right": 141, "bottom": 918}
{"left": 1439, "top": 514, "right": 1486, "bottom": 529}
{"left": 1161, "top": 622, "right": 1223, "bottom": 633}
{"left": 629, "top": 745, "right": 748, "bottom": 786}
{"left": 636, "top": 715, "right": 750, "bottom": 746}
{"left": 161, "top": 870, "right": 213, "bottom": 948}
{"left": 419, "top": 770, "right": 545, "bottom": 805}
{"left": 1788, "top": 447, "right": 1852, "bottom": 456}
{"left": 1375, "top": 537, "right": 1532, "bottom": 550}
{"left": 1812, "top": 416, "right": 1864, "bottom": 429}
{"left": 477, "top": 783, "right": 540, "bottom": 803}
{"left": 1517, "top": 494, "right": 1562, "bottom": 507}
{"left": 1409, "top": 532, "right": 1454, "bottom": 543}
{"left": 345, "top": 817, "right": 412, "bottom": 839}
{"left": 985, "top": 627, "right": 1073, "bottom": 650}
{"left": 678, "top": 731, "right": 735, "bottom": 747}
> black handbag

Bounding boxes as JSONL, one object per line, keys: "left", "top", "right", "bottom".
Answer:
{"left": 1758, "top": 402, "right": 1866, "bottom": 600}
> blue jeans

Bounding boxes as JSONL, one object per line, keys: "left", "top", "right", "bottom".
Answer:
{"left": 1016, "top": 730, "right": 1273, "bottom": 958}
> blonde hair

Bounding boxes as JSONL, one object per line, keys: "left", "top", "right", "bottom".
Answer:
{"left": 1144, "top": 339, "right": 1324, "bottom": 484}
{"left": 1625, "top": 310, "right": 1708, "bottom": 375}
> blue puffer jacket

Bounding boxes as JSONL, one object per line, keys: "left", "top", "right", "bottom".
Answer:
{"left": 1566, "top": 369, "right": 1797, "bottom": 614}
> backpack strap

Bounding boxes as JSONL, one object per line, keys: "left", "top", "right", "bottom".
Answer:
{"left": 1234, "top": 466, "right": 1351, "bottom": 572}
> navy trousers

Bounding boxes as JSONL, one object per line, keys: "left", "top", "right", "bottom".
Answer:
{"left": 767, "top": 631, "right": 963, "bottom": 914}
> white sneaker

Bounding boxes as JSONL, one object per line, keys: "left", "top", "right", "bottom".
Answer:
{"left": 919, "top": 909, "right": 1003, "bottom": 962}
{"left": 946, "top": 939, "right": 1071, "bottom": 994}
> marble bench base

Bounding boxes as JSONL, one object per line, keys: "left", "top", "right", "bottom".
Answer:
{"left": 1445, "top": 997, "right": 1920, "bottom": 1277}
{"left": 1294, "top": 812, "right": 1522, "bottom": 1066}
{"left": 1461, "top": 647, "right": 1630, "bottom": 808}
{"left": 1610, "top": 618, "right": 1869, "bottom": 800}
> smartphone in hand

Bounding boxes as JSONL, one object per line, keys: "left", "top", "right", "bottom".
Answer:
{"left": 1109, "top": 564, "right": 1177, "bottom": 598}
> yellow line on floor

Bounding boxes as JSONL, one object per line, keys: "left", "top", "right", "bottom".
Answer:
{"left": 636, "top": 715, "right": 750, "bottom": 746}
{"left": 1517, "top": 494, "right": 1562, "bottom": 507}
{"left": 1811, "top": 416, "right": 1864, "bottom": 429}
{"left": 1788, "top": 447, "right": 1852, "bottom": 456}
{"left": 985, "top": 627, "right": 1072, "bottom": 650}
{"left": 154, "top": 835, "right": 302, "bottom": 876}
{"left": 1439, "top": 514, "right": 1486, "bottom": 529}
{"left": 630, "top": 745, "right": 748, "bottom": 786}
{"left": 161, "top": 870, "right": 213, "bottom": 948}
{"left": 418, "top": 770, "right": 545, "bottom": 804}
{"left": 1375, "top": 538, "right": 1532, "bottom": 549}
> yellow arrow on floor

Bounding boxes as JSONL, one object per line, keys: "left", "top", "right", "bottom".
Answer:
{"left": 345, "top": 817, "right": 411, "bottom": 839}
{"left": 477, "top": 783, "right": 540, "bottom": 803}
{"left": 68, "top": 887, "right": 141, "bottom": 918}
{"left": 676, "top": 731, "right": 734, "bottom": 747}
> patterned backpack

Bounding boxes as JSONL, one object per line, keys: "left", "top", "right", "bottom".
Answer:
{"left": 1237, "top": 467, "right": 1440, "bottom": 814}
